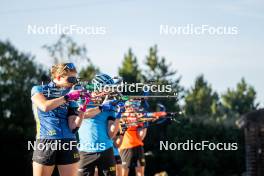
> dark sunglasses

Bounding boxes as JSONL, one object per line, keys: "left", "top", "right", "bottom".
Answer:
{"left": 67, "top": 76, "right": 78, "bottom": 84}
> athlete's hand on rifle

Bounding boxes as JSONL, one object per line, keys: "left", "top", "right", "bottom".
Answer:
{"left": 65, "top": 90, "right": 90, "bottom": 101}
{"left": 115, "top": 102, "right": 125, "bottom": 119}
{"left": 99, "top": 100, "right": 118, "bottom": 112}
{"left": 78, "top": 97, "right": 91, "bottom": 112}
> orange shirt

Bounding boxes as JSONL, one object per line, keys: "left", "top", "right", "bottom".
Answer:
{"left": 119, "top": 126, "right": 144, "bottom": 149}
{"left": 119, "top": 113, "right": 144, "bottom": 149}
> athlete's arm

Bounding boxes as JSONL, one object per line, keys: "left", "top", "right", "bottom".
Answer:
{"left": 83, "top": 107, "right": 101, "bottom": 118}
{"left": 138, "top": 128, "right": 147, "bottom": 140}
{"left": 31, "top": 93, "right": 66, "bottom": 112}
{"left": 108, "top": 100, "right": 125, "bottom": 139}
{"left": 31, "top": 89, "right": 82, "bottom": 112}
{"left": 68, "top": 111, "right": 85, "bottom": 133}
{"left": 68, "top": 97, "right": 89, "bottom": 132}
{"left": 84, "top": 99, "right": 118, "bottom": 119}
{"left": 114, "top": 135, "right": 123, "bottom": 148}
{"left": 108, "top": 119, "right": 120, "bottom": 139}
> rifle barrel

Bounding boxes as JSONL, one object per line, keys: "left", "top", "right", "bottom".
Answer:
{"left": 125, "top": 95, "right": 177, "bottom": 98}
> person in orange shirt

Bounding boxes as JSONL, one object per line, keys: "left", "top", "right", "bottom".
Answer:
{"left": 119, "top": 100, "right": 147, "bottom": 176}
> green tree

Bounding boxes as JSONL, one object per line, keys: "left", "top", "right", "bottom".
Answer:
{"left": 221, "top": 78, "right": 257, "bottom": 115}
{"left": 144, "top": 45, "right": 176, "bottom": 81}
{"left": 142, "top": 45, "right": 183, "bottom": 167}
{"left": 42, "top": 34, "right": 89, "bottom": 65}
{"left": 143, "top": 45, "right": 183, "bottom": 111}
{"left": 118, "top": 48, "right": 142, "bottom": 83}
{"left": 43, "top": 34, "right": 99, "bottom": 81}
{"left": 184, "top": 75, "right": 219, "bottom": 116}
{"left": 0, "top": 40, "right": 45, "bottom": 136}
{"left": 79, "top": 63, "right": 100, "bottom": 82}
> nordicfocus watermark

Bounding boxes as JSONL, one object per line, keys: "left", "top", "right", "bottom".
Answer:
{"left": 80, "top": 81, "right": 173, "bottom": 93}
{"left": 27, "top": 24, "right": 106, "bottom": 35}
{"left": 27, "top": 141, "right": 106, "bottom": 151}
{"left": 160, "top": 140, "right": 238, "bottom": 151}
{"left": 160, "top": 24, "right": 238, "bottom": 36}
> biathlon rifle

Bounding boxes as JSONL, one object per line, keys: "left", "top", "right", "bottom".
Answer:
{"left": 73, "top": 84, "right": 178, "bottom": 106}
{"left": 119, "top": 111, "right": 181, "bottom": 130}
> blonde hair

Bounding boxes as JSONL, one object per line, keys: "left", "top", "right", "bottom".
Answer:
{"left": 51, "top": 63, "right": 77, "bottom": 79}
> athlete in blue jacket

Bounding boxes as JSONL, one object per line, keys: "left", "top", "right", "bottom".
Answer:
{"left": 31, "top": 63, "right": 92, "bottom": 176}
{"left": 78, "top": 74, "right": 123, "bottom": 176}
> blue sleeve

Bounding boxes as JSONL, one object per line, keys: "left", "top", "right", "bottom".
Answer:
{"left": 31, "top": 86, "right": 43, "bottom": 97}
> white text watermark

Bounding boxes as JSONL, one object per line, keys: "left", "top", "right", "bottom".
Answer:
{"left": 160, "top": 24, "right": 239, "bottom": 36}
{"left": 160, "top": 140, "right": 238, "bottom": 151}
{"left": 79, "top": 81, "right": 174, "bottom": 93}
{"left": 27, "top": 140, "right": 106, "bottom": 151}
{"left": 27, "top": 24, "right": 107, "bottom": 35}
